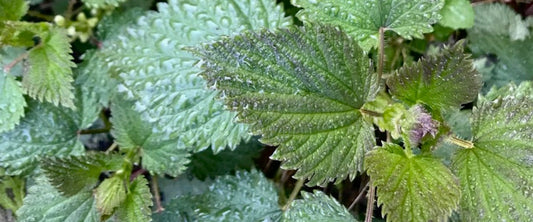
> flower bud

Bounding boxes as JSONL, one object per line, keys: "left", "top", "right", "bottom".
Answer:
{"left": 54, "top": 15, "right": 66, "bottom": 26}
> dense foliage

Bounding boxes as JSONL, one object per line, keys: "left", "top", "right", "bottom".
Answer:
{"left": 1, "top": 0, "right": 532, "bottom": 221}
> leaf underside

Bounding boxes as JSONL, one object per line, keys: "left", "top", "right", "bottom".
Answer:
{"left": 452, "top": 90, "right": 533, "bottom": 221}
{"left": 152, "top": 170, "right": 281, "bottom": 222}
{"left": 114, "top": 177, "right": 153, "bottom": 222}
{"left": 102, "top": 0, "right": 291, "bottom": 153}
{"left": 199, "top": 24, "right": 379, "bottom": 186}
{"left": 282, "top": 191, "right": 356, "bottom": 222}
{"left": 438, "top": 0, "right": 474, "bottom": 29}
{"left": 386, "top": 41, "right": 482, "bottom": 111}
{"left": 291, "top": 0, "right": 444, "bottom": 50}
{"left": 365, "top": 143, "right": 460, "bottom": 222}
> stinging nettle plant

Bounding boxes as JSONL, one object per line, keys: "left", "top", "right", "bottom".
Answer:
{"left": 1, "top": 0, "right": 532, "bottom": 221}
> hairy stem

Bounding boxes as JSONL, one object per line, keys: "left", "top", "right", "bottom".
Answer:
{"left": 3, "top": 52, "right": 28, "bottom": 74}
{"left": 348, "top": 181, "right": 370, "bottom": 211}
{"left": 151, "top": 176, "right": 165, "bottom": 213}
{"left": 447, "top": 135, "right": 475, "bottom": 149}
{"left": 365, "top": 184, "right": 376, "bottom": 222}
{"left": 282, "top": 179, "right": 305, "bottom": 211}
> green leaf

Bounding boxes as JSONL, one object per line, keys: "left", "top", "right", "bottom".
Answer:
{"left": 468, "top": 3, "right": 533, "bottom": 90}
{"left": 17, "top": 176, "right": 98, "bottom": 222}
{"left": 103, "top": 0, "right": 291, "bottom": 153}
{"left": 386, "top": 41, "right": 482, "bottom": 111}
{"left": 94, "top": 176, "right": 127, "bottom": 217}
{"left": 291, "top": 0, "right": 444, "bottom": 50}
{"left": 110, "top": 97, "right": 190, "bottom": 177}
{"left": 81, "top": 0, "right": 126, "bottom": 9}
{"left": 0, "top": 71, "right": 26, "bottom": 133}
{"left": 153, "top": 170, "right": 281, "bottom": 221}
{"left": 0, "top": 0, "right": 28, "bottom": 21}
{"left": 484, "top": 81, "right": 533, "bottom": 101}
{"left": 0, "top": 87, "right": 99, "bottom": 176}
{"left": 187, "top": 138, "right": 263, "bottom": 180}
{"left": 282, "top": 191, "right": 356, "bottom": 222}
{"left": 438, "top": 0, "right": 474, "bottom": 29}
{"left": 452, "top": 90, "right": 533, "bottom": 221}
{"left": 24, "top": 27, "right": 76, "bottom": 108}
{"left": 115, "top": 177, "right": 152, "bottom": 222}
{"left": 41, "top": 153, "right": 123, "bottom": 196}
{"left": 365, "top": 143, "right": 460, "bottom": 222}
{"left": 199, "top": 24, "right": 379, "bottom": 186}
{"left": 0, "top": 175, "right": 24, "bottom": 212}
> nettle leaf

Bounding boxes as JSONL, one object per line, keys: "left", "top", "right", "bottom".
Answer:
{"left": 0, "top": 87, "right": 99, "bottom": 176}
{"left": 17, "top": 176, "right": 99, "bottom": 222}
{"left": 0, "top": 0, "right": 28, "bottom": 21}
{"left": 94, "top": 176, "right": 127, "bottom": 217}
{"left": 110, "top": 97, "right": 190, "bottom": 177}
{"left": 438, "top": 0, "right": 474, "bottom": 29}
{"left": 115, "top": 177, "right": 152, "bottom": 222}
{"left": 282, "top": 191, "right": 356, "bottom": 222}
{"left": 81, "top": 0, "right": 126, "bottom": 9}
{"left": 41, "top": 153, "right": 123, "bottom": 196}
{"left": 153, "top": 170, "right": 281, "bottom": 221}
{"left": 468, "top": 3, "right": 533, "bottom": 89}
{"left": 199, "top": 24, "right": 379, "bottom": 186}
{"left": 24, "top": 27, "right": 76, "bottom": 108}
{"left": 291, "top": 0, "right": 444, "bottom": 50}
{"left": 187, "top": 138, "right": 263, "bottom": 180}
{"left": 365, "top": 143, "right": 460, "bottom": 222}
{"left": 387, "top": 42, "right": 482, "bottom": 111}
{"left": 103, "top": 0, "right": 291, "bottom": 153}
{"left": 452, "top": 90, "right": 533, "bottom": 221}
{"left": 484, "top": 81, "right": 533, "bottom": 101}
{"left": 0, "top": 71, "right": 26, "bottom": 133}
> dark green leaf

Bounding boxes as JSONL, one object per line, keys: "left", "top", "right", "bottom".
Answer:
{"left": 17, "top": 177, "right": 98, "bottom": 222}
{"left": 291, "top": 0, "right": 444, "bottom": 50}
{"left": 41, "top": 153, "right": 123, "bottom": 196}
{"left": 452, "top": 89, "right": 533, "bottom": 221}
{"left": 387, "top": 41, "right": 482, "bottom": 111}
{"left": 365, "top": 143, "right": 460, "bottom": 222}
{"left": 282, "top": 191, "right": 356, "bottom": 222}
{"left": 199, "top": 24, "right": 379, "bottom": 186}
{"left": 153, "top": 170, "right": 280, "bottom": 222}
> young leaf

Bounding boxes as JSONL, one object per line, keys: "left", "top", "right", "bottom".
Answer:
{"left": 153, "top": 170, "right": 281, "bottom": 221}
{"left": 115, "top": 177, "right": 152, "bottom": 222}
{"left": 81, "top": 0, "right": 126, "bottom": 9}
{"left": 199, "top": 24, "right": 379, "bottom": 186}
{"left": 0, "top": 0, "right": 28, "bottom": 21}
{"left": 468, "top": 4, "right": 533, "bottom": 89}
{"left": 282, "top": 191, "right": 356, "bottom": 222}
{"left": 41, "top": 153, "right": 123, "bottom": 196}
{"left": 17, "top": 177, "right": 99, "bottom": 222}
{"left": 94, "top": 176, "right": 127, "bottom": 217}
{"left": 187, "top": 138, "right": 263, "bottom": 180}
{"left": 291, "top": 0, "right": 444, "bottom": 50}
{"left": 24, "top": 27, "right": 76, "bottom": 108}
{"left": 110, "top": 97, "right": 190, "bottom": 177}
{"left": 452, "top": 90, "right": 533, "bottom": 221}
{"left": 0, "top": 71, "right": 26, "bottom": 133}
{"left": 365, "top": 143, "right": 460, "bottom": 222}
{"left": 438, "top": 0, "right": 474, "bottom": 29}
{"left": 102, "top": 0, "right": 291, "bottom": 153}
{"left": 0, "top": 87, "right": 99, "bottom": 176}
{"left": 386, "top": 42, "right": 482, "bottom": 111}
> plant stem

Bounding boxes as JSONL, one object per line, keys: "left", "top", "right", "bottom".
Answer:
{"left": 447, "top": 135, "right": 475, "bottom": 149}
{"left": 78, "top": 128, "right": 110, "bottom": 134}
{"left": 282, "top": 179, "right": 305, "bottom": 211}
{"left": 348, "top": 181, "right": 370, "bottom": 211}
{"left": 27, "top": 10, "right": 54, "bottom": 21}
{"left": 151, "top": 176, "right": 165, "bottom": 213}
{"left": 365, "top": 184, "right": 376, "bottom": 222}
{"left": 3, "top": 52, "right": 28, "bottom": 74}
{"left": 377, "top": 27, "right": 386, "bottom": 81}
{"left": 359, "top": 108, "right": 383, "bottom": 117}
{"left": 105, "top": 142, "right": 118, "bottom": 154}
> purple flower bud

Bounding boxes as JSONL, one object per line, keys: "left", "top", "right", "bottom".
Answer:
{"left": 408, "top": 105, "right": 439, "bottom": 146}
